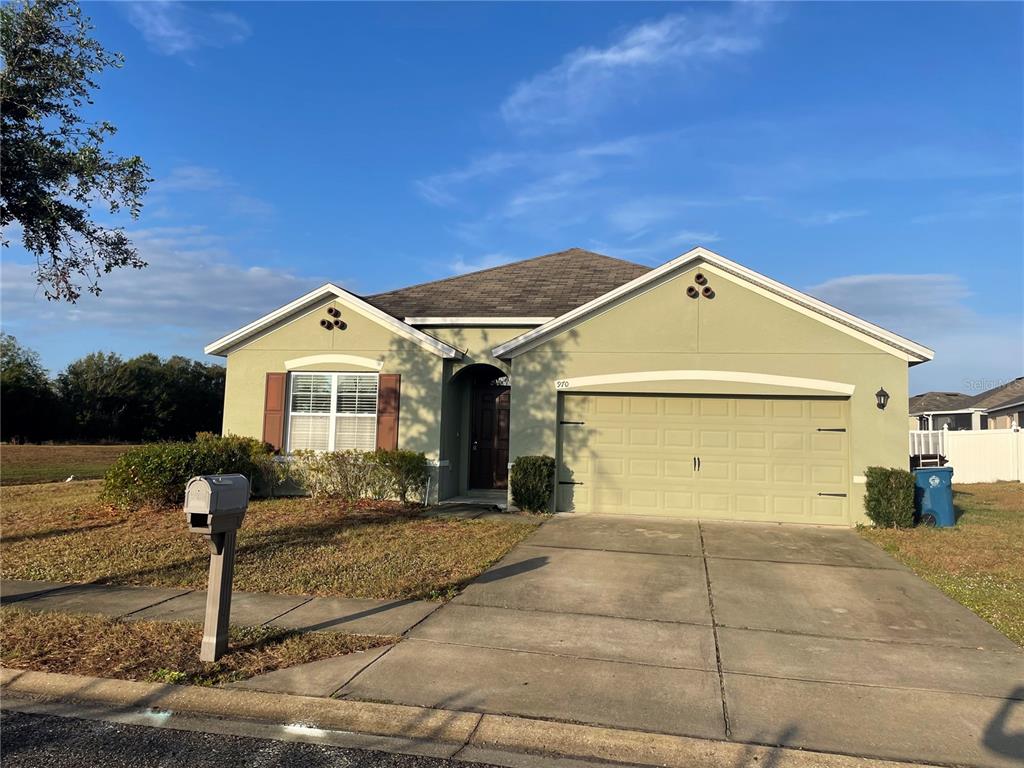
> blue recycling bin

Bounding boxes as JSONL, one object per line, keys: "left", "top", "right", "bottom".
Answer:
{"left": 913, "top": 467, "right": 955, "bottom": 527}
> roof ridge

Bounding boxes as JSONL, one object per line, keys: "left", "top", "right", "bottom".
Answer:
{"left": 364, "top": 248, "right": 646, "bottom": 301}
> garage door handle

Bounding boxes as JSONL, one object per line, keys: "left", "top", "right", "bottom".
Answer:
{"left": 693, "top": 456, "right": 701, "bottom": 472}
{"left": 559, "top": 480, "right": 584, "bottom": 486}
{"left": 817, "top": 428, "right": 847, "bottom": 432}
{"left": 560, "top": 420, "right": 585, "bottom": 425}
{"left": 817, "top": 492, "right": 847, "bottom": 497}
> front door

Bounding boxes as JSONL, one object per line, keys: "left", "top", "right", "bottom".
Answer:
{"left": 470, "top": 385, "right": 510, "bottom": 489}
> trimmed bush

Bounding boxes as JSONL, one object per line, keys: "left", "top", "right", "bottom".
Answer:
{"left": 510, "top": 455, "right": 555, "bottom": 513}
{"left": 863, "top": 466, "right": 916, "bottom": 528}
{"left": 372, "top": 449, "right": 429, "bottom": 504}
{"left": 288, "top": 449, "right": 428, "bottom": 504}
{"left": 101, "top": 434, "right": 274, "bottom": 509}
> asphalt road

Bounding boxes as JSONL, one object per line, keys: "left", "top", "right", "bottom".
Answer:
{"left": 0, "top": 711, "right": 500, "bottom": 768}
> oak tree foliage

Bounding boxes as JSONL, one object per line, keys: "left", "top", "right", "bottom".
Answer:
{"left": 1, "top": 0, "right": 151, "bottom": 302}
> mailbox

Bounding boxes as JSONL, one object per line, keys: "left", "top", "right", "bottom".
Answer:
{"left": 185, "top": 474, "right": 249, "bottom": 535}
{"left": 183, "top": 473, "right": 249, "bottom": 663}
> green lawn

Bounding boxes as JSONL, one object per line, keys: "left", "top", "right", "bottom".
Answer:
{"left": 859, "top": 482, "right": 1024, "bottom": 647}
{"left": 0, "top": 444, "right": 130, "bottom": 485}
{"left": 0, "top": 481, "right": 540, "bottom": 601}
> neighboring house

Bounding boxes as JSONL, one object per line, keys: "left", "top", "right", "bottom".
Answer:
{"left": 909, "top": 377, "right": 1024, "bottom": 431}
{"left": 206, "top": 246, "right": 933, "bottom": 526}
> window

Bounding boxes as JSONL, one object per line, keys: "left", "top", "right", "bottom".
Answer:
{"left": 287, "top": 372, "right": 378, "bottom": 452}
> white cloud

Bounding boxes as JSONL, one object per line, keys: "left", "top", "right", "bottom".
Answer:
{"left": 501, "top": 7, "right": 771, "bottom": 129}
{"left": 805, "top": 273, "right": 1023, "bottom": 393}
{"left": 607, "top": 196, "right": 723, "bottom": 233}
{"left": 798, "top": 209, "right": 867, "bottom": 226}
{"left": 161, "top": 165, "right": 230, "bottom": 192}
{"left": 125, "top": 2, "right": 251, "bottom": 58}
{"left": 155, "top": 164, "right": 276, "bottom": 219}
{"left": 589, "top": 229, "right": 722, "bottom": 264}
{"left": 415, "top": 138, "right": 647, "bottom": 209}
{"left": 1, "top": 226, "right": 322, "bottom": 359}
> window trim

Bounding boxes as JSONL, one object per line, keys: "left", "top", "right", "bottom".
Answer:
{"left": 285, "top": 371, "right": 379, "bottom": 453}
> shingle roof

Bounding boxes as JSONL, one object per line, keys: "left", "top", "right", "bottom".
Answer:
{"left": 909, "top": 392, "right": 972, "bottom": 413}
{"left": 966, "top": 377, "right": 1024, "bottom": 411}
{"left": 909, "top": 377, "right": 1024, "bottom": 414}
{"left": 362, "top": 248, "right": 650, "bottom": 319}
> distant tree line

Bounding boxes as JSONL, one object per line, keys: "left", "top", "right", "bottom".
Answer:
{"left": 0, "top": 333, "right": 225, "bottom": 443}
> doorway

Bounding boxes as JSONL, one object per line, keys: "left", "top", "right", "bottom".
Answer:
{"left": 468, "top": 373, "right": 510, "bottom": 490}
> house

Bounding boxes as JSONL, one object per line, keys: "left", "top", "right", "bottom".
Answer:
{"left": 909, "top": 377, "right": 1024, "bottom": 431}
{"left": 206, "top": 246, "right": 934, "bottom": 525}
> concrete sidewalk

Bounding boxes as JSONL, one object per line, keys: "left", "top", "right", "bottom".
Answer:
{"left": 0, "top": 579, "right": 439, "bottom": 637}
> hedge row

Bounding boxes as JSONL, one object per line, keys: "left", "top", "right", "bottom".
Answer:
{"left": 101, "top": 435, "right": 429, "bottom": 509}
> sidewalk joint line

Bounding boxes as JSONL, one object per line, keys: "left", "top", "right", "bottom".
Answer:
{"left": 698, "top": 520, "right": 731, "bottom": 740}
{"left": 119, "top": 589, "right": 196, "bottom": 619}
{"left": 259, "top": 597, "right": 315, "bottom": 627}
{"left": 450, "top": 711, "right": 485, "bottom": 760}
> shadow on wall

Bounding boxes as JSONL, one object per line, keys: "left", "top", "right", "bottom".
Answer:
{"left": 380, "top": 335, "right": 446, "bottom": 457}
{"left": 499, "top": 328, "right": 589, "bottom": 513}
{"left": 385, "top": 325, "right": 589, "bottom": 511}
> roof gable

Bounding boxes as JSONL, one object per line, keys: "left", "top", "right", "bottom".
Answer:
{"left": 204, "top": 284, "right": 461, "bottom": 358}
{"left": 362, "top": 248, "right": 649, "bottom": 319}
{"left": 491, "top": 247, "right": 935, "bottom": 363}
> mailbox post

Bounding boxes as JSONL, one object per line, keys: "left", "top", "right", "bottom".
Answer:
{"left": 184, "top": 474, "right": 249, "bottom": 662}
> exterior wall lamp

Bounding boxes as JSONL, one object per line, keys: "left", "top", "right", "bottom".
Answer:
{"left": 876, "top": 387, "right": 890, "bottom": 410}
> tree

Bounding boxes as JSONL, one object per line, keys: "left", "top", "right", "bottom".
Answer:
{"left": 55, "top": 351, "right": 226, "bottom": 441}
{"left": 0, "top": 333, "right": 57, "bottom": 441}
{"left": 1, "top": 0, "right": 150, "bottom": 302}
{"left": 56, "top": 350, "right": 125, "bottom": 440}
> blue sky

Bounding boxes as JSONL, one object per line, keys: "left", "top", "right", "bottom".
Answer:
{"left": 2, "top": 1, "right": 1021, "bottom": 395}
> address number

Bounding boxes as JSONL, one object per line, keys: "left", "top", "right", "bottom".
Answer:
{"left": 555, "top": 380, "right": 570, "bottom": 389}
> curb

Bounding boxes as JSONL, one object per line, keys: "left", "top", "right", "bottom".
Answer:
{"left": 1, "top": 668, "right": 938, "bottom": 768}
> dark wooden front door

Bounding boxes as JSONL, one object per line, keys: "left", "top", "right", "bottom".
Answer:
{"left": 469, "top": 385, "right": 510, "bottom": 489}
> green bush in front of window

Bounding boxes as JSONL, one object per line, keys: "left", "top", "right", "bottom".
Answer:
{"left": 101, "top": 433, "right": 275, "bottom": 510}
{"left": 510, "top": 455, "right": 556, "bottom": 513}
{"left": 863, "top": 466, "right": 916, "bottom": 528}
{"left": 287, "top": 449, "right": 429, "bottom": 504}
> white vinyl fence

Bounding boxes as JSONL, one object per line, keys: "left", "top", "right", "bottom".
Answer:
{"left": 909, "top": 428, "right": 1024, "bottom": 483}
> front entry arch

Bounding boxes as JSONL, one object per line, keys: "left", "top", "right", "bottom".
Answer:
{"left": 453, "top": 364, "right": 510, "bottom": 491}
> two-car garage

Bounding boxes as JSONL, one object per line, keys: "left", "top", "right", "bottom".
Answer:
{"left": 557, "top": 393, "right": 851, "bottom": 524}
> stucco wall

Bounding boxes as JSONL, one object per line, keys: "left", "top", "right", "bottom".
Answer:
{"left": 507, "top": 264, "right": 913, "bottom": 523}
{"left": 429, "top": 326, "right": 523, "bottom": 497}
{"left": 221, "top": 298, "right": 445, "bottom": 458}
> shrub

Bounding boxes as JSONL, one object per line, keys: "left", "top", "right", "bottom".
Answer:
{"left": 864, "top": 466, "right": 916, "bottom": 528}
{"left": 101, "top": 434, "right": 273, "bottom": 509}
{"left": 510, "top": 455, "right": 555, "bottom": 513}
{"left": 288, "top": 450, "right": 374, "bottom": 501}
{"left": 288, "top": 449, "right": 428, "bottom": 504}
{"left": 372, "top": 449, "right": 429, "bottom": 504}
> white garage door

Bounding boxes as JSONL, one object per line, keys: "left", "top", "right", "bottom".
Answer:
{"left": 558, "top": 394, "right": 850, "bottom": 524}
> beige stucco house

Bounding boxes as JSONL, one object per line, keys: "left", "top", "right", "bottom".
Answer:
{"left": 206, "top": 246, "right": 934, "bottom": 525}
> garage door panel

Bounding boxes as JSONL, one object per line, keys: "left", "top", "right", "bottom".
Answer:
{"left": 665, "top": 429, "right": 695, "bottom": 447}
{"left": 558, "top": 394, "right": 850, "bottom": 524}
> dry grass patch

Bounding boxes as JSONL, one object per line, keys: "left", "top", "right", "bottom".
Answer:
{"left": 1, "top": 482, "right": 540, "bottom": 600}
{"left": 0, "top": 444, "right": 129, "bottom": 485}
{"left": 0, "top": 606, "right": 393, "bottom": 686}
{"left": 860, "top": 482, "right": 1024, "bottom": 646}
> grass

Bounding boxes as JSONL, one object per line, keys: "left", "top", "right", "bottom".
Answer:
{"left": 0, "top": 444, "right": 130, "bottom": 485}
{"left": 0, "top": 606, "right": 394, "bottom": 686}
{"left": 859, "top": 482, "right": 1024, "bottom": 647}
{"left": 0, "top": 481, "right": 540, "bottom": 601}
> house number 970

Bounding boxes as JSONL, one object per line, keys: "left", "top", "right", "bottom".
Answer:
{"left": 555, "top": 380, "right": 570, "bottom": 389}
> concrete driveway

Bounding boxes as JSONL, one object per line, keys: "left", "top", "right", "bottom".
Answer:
{"left": 338, "top": 515, "right": 1024, "bottom": 768}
